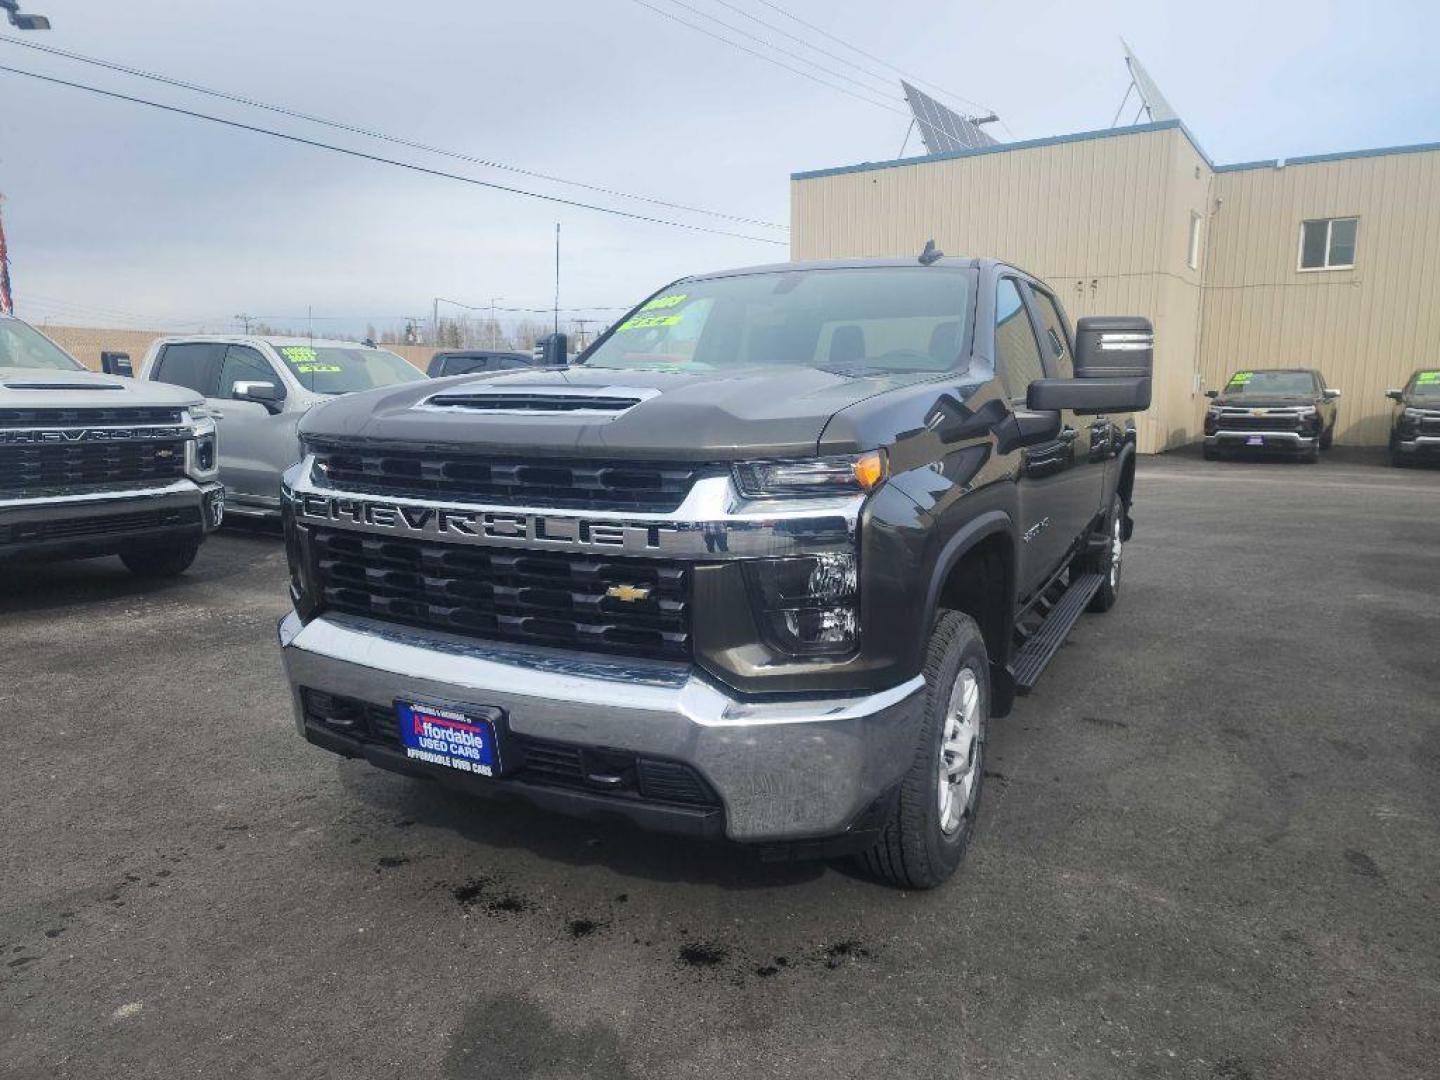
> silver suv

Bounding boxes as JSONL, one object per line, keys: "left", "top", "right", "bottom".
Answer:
{"left": 139, "top": 336, "right": 424, "bottom": 518}
{"left": 1, "top": 315, "right": 224, "bottom": 576}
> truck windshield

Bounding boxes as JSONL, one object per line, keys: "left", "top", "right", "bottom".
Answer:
{"left": 1222, "top": 371, "right": 1315, "bottom": 397}
{"left": 583, "top": 267, "right": 975, "bottom": 375}
{"left": 1407, "top": 371, "right": 1440, "bottom": 399}
{"left": 274, "top": 345, "right": 424, "bottom": 394}
{"left": 0, "top": 319, "right": 85, "bottom": 371}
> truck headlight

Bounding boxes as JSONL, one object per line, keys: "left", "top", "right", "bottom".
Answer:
{"left": 186, "top": 426, "right": 219, "bottom": 480}
{"left": 744, "top": 553, "right": 859, "bottom": 657}
{"left": 732, "top": 451, "right": 886, "bottom": 498}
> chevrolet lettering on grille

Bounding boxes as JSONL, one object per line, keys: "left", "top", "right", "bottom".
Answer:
{"left": 297, "top": 493, "right": 678, "bottom": 553}
{"left": 0, "top": 426, "right": 192, "bottom": 445}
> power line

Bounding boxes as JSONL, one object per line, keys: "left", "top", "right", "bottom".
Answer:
{"left": 0, "top": 64, "right": 789, "bottom": 247}
{"left": 749, "top": 0, "right": 998, "bottom": 117}
{"left": 627, "top": 0, "right": 988, "bottom": 153}
{"left": 625, "top": 0, "right": 901, "bottom": 115}
{"left": 0, "top": 34, "right": 787, "bottom": 232}
{"left": 649, "top": 0, "right": 901, "bottom": 104}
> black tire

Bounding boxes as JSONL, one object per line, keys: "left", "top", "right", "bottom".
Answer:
{"left": 119, "top": 539, "right": 200, "bottom": 578}
{"left": 1301, "top": 444, "right": 1320, "bottom": 464}
{"left": 1320, "top": 425, "right": 1334, "bottom": 450}
{"left": 1074, "top": 492, "right": 1123, "bottom": 613}
{"left": 858, "top": 611, "right": 989, "bottom": 890}
{"left": 1202, "top": 445, "right": 1219, "bottom": 461}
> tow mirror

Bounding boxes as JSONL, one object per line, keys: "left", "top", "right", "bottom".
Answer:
{"left": 533, "top": 333, "right": 569, "bottom": 367}
{"left": 232, "top": 380, "right": 283, "bottom": 413}
{"left": 1323, "top": 388, "right": 1342, "bottom": 401}
{"left": 1027, "top": 377, "right": 1152, "bottom": 415}
{"left": 100, "top": 351, "right": 133, "bottom": 377}
{"left": 1385, "top": 388, "right": 1404, "bottom": 402}
{"left": 1074, "top": 316, "right": 1152, "bottom": 379}
{"left": 1204, "top": 389, "right": 1219, "bottom": 399}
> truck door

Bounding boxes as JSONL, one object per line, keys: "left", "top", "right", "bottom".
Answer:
{"left": 993, "top": 277, "right": 1072, "bottom": 599}
{"left": 1024, "top": 283, "right": 1109, "bottom": 543}
{"left": 210, "top": 344, "right": 294, "bottom": 513}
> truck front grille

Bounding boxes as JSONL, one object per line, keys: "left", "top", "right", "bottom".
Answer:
{"left": 0, "top": 440, "right": 187, "bottom": 494}
{"left": 310, "top": 527, "right": 691, "bottom": 659}
{"left": 0, "top": 406, "right": 184, "bottom": 427}
{"left": 1214, "top": 412, "right": 1306, "bottom": 432}
{"left": 301, "top": 689, "right": 719, "bottom": 808}
{"left": 311, "top": 447, "right": 711, "bottom": 512}
{"left": 1, "top": 505, "right": 201, "bottom": 545}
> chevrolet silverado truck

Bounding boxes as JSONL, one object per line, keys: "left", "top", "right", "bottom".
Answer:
{"left": 1385, "top": 370, "right": 1440, "bottom": 466}
{"left": 1203, "top": 368, "right": 1341, "bottom": 463}
{"left": 276, "top": 255, "right": 1152, "bottom": 889}
{"left": 1, "top": 315, "right": 224, "bottom": 575}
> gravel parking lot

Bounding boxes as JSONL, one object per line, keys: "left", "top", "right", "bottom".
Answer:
{"left": 3, "top": 450, "right": 1438, "bottom": 1080}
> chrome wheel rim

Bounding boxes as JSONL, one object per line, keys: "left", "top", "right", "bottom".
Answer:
{"left": 1108, "top": 513, "right": 1123, "bottom": 589}
{"left": 937, "top": 668, "right": 983, "bottom": 836}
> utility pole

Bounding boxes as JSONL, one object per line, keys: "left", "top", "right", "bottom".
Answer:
{"left": 234, "top": 313, "right": 252, "bottom": 333}
{"left": 432, "top": 297, "right": 440, "bottom": 347}
{"left": 553, "top": 223, "right": 560, "bottom": 335}
{"left": 488, "top": 297, "right": 504, "bottom": 349}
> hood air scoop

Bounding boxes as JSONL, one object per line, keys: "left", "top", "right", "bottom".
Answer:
{"left": 422, "top": 384, "right": 659, "bottom": 417}
{"left": 4, "top": 381, "right": 124, "bottom": 391}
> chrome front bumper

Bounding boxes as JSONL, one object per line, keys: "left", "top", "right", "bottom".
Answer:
{"left": 1394, "top": 435, "right": 1440, "bottom": 454}
{"left": 1205, "top": 430, "right": 1317, "bottom": 449}
{"left": 0, "top": 479, "right": 225, "bottom": 556}
{"left": 278, "top": 611, "right": 926, "bottom": 842}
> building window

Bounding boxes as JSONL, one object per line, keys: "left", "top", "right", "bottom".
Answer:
{"left": 1187, "top": 211, "right": 1203, "bottom": 270}
{"left": 1298, "top": 217, "right": 1358, "bottom": 271}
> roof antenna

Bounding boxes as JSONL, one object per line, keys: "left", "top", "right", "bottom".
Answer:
{"left": 919, "top": 239, "right": 944, "bottom": 266}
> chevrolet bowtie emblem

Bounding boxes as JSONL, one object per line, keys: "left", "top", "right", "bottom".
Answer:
{"left": 605, "top": 584, "right": 651, "bottom": 602}
{"left": 1250, "top": 408, "right": 1268, "bottom": 416}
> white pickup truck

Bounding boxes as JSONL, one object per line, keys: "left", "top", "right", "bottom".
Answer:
{"left": 0, "top": 315, "right": 224, "bottom": 575}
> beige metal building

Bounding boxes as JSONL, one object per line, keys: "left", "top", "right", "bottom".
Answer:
{"left": 790, "top": 120, "right": 1440, "bottom": 451}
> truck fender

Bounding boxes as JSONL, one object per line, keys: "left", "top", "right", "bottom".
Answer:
{"left": 1112, "top": 442, "right": 1138, "bottom": 541}
{"left": 921, "top": 509, "right": 1018, "bottom": 717}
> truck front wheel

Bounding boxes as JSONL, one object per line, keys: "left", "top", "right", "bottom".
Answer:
{"left": 859, "top": 611, "right": 989, "bottom": 890}
{"left": 120, "top": 539, "right": 200, "bottom": 578}
{"left": 1076, "top": 492, "right": 1124, "bottom": 613}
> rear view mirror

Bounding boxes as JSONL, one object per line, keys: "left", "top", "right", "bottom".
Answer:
{"left": 1385, "top": 388, "right": 1404, "bottom": 402}
{"left": 233, "top": 380, "right": 282, "bottom": 413}
{"left": 100, "top": 351, "right": 133, "bottom": 377}
{"left": 1323, "top": 388, "right": 1342, "bottom": 401}
{"left": 1074, "top": 316, "right": 1153, "bottom": 379}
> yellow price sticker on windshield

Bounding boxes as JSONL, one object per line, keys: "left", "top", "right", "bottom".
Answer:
{"left": 1418, "top": 371, "right": 1440, "bottom": 384}
{"left": 295, "top": 363, "right": 342, "bottom": 373}
{"left": 640, "top": 293, "right": 687, "bottom": 311}
{"left": 1228, "top": 372, "right": 1254, "bottom": 385}
{"left": 617, "top": 314, "right": 683, "bottom": 332}
{"left": 280, "top": 346, "right": 318, "bottom": 363}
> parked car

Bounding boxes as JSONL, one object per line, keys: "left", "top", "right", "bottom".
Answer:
{"left": 0, "top": 314, "right": 224, "bottom": 575}
{"left": 1203, "top": 368, "right": 1340, "bottom": 462}
{"left": 276, "top": 254, "right": 1153, "bottom": 889}
{"left": 1386, "top": 369, "right": 1440, "bottom": 466}
{"left": 139, "top": 336, "right": 425, "bottom": 518}
{"left": 427, "top": 350, "right": 543, "bottom": 378}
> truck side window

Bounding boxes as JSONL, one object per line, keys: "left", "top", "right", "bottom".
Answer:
{"left": 153, "top": 342, "right": 225, "bottom": 397}
{"left": 994, "top": 279, "right": 1046, "bottom": 401}
{"left": 1029, "top": 289, "right": 1075, "bottom": 379}
{"left": 218, "top": 345, "right": 284, "bottom": 400}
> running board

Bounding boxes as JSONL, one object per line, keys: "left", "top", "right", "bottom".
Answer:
{"left": 1010, "top": 572, "right": 1104, "bottom": 693}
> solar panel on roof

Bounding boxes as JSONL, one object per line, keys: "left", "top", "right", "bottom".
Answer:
{"left": 901, "top": 80, "right": 1000, "bottom": 154}
{"left": 1121, "top": 39, "right": 1178, "bottom": 123}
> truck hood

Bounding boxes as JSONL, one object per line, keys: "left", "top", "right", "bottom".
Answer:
{"left": 298, "top": 365, "right": 931, "bottom": 460}
{"left": 0, "top": 366, "right": 203, "bottom": 411}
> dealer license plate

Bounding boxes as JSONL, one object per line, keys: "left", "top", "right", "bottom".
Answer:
{"left": 396, "top": 700, "right": 502, "bottom": 777}
{"left": 1246, "top": 435, "right": 1264, "bottom": 446}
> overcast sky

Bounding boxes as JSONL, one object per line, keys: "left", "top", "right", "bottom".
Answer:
{"left": 1, "top": 0, "right": 1436, "bottom": 338}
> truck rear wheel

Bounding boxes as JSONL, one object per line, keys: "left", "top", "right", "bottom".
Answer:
{"left": 1075, "top": 492, "right": 1123, "bottom": 613}
{"left": 120, "top": 539, "right": 200, "bottom": 578}
{"left": 858, "top": 611, "right": 988, "bottom": 890}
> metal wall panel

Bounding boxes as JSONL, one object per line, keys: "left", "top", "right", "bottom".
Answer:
{"left": 1202, "top": 150, "right": 1440, "bottom": 445}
